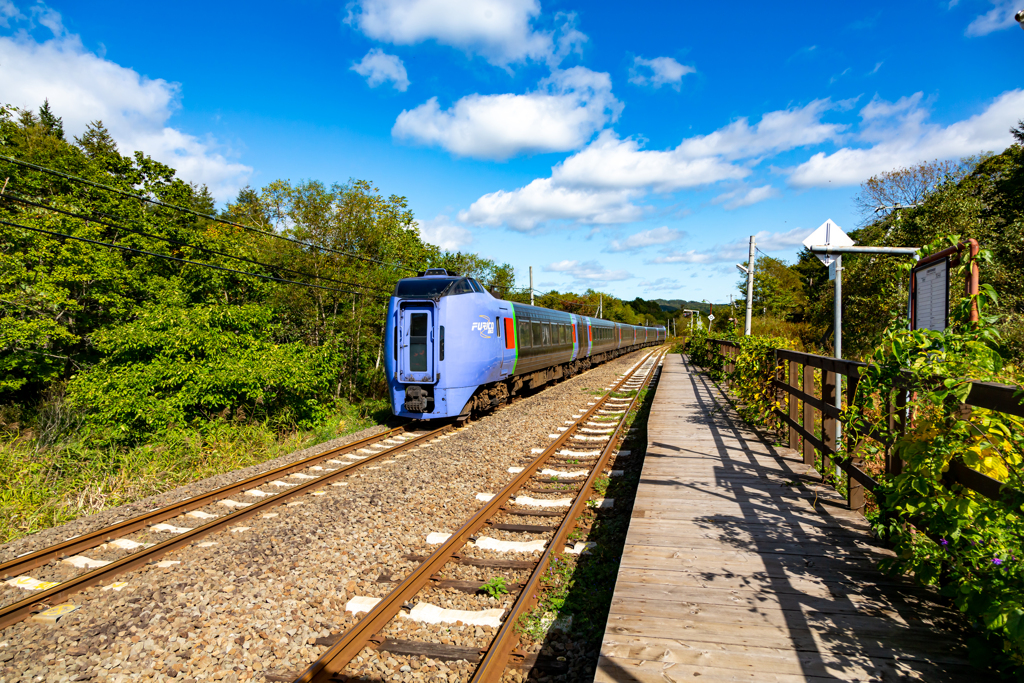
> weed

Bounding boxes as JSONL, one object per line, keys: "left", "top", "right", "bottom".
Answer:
{"left": 479, "top": 577, "right": 509, "bottom": 598}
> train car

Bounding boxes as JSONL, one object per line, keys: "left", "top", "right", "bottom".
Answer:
{"left": 384, "top": 269, "right": 665, "bottom": 420}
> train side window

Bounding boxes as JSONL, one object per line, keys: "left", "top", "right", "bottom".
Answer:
{"left": 559, "top": 325, "right": 565, "bottom": 345}
{"left": 496, "top": 317, "right": 500, "bottom": 336}
{"left": 439, "top": 325, "right": 445, "bottom": 361}
{"left": 532, "top": 321, "right": 543, "bottom": 347}
{"left": 518, "top": 319, "right": 532, "bottom": 348}
{"left": 541, "top": 323, "right": 550, "bottom": 346}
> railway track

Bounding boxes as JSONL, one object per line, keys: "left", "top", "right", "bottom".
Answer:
{"left": 0, "top": 425, "right": 455, "bottom": 629}
{"left": 292, "top": 348, "right": 665, "bottom": 682}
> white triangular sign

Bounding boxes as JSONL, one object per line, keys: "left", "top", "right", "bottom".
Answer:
{"left": 802, "top": 219, "right": 854, "bottom": 266}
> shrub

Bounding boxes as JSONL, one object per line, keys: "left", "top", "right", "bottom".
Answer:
{"left": 67, "top": 303, "right": 343, "bottom": 442}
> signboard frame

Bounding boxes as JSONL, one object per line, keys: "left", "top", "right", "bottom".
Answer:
{"left": 910, "top": 257, "right": 950, "bottom": 332}
{"left": 908, "top": 239, "right": 981, "bottom": 329}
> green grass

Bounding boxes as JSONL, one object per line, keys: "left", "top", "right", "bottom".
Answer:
{"left": 0, "top": 400, "right": 381, "bottom": 544}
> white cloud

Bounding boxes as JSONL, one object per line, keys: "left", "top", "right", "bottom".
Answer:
{"left": 392, "top": 67, "right": 620, "bottom": 159}
{"left": 416, "top": 215, "right": 474, "bottom": 251}
{"left": 628, "top": 56, "right": 695, "bottom": 90}
{"left": 346, "top": 0, "right": 585, "bottom": 67}
{"left": 544, "top": 259, "right": 632, "bottom": 284}
{"left": 606, "top": 226, "right": 685, "bottom": 252}
{"left": 0, "top": 0, "right": 24, "bottom": 27}
{"left": 638, "top": 277, "right": 681, "bottom": 293}
{"left": 649, "top": 227, "right": 808, "bottom": 265}
{"left": 0, "top": 9, "right": 251, "bottom": 201}
{"left": 712, "top": 184, "right": 780, "bottom": 210}
{"left": 458, "top": 178, "right": 641, "bottom": 231}
{"left": 460, "top": 99, "right": 847, "bottom": 229}
{"left": 788, "top": 89, "right": 1024, "bottom": 187}
{"left": 552, "top": 130, "right": 748, "bottom": 192}
{"left": 673, "top": 98, "right": 847, "bottom": 160}
{"left": 965, "top": 0, "right": 1021, "bottom": 36}
{"left": 351, "top": 48, "right": 410, "bottom": 91}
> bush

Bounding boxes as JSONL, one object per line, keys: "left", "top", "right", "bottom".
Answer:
{"left": 67, "top": 304, "right": 343, "bottom": 442}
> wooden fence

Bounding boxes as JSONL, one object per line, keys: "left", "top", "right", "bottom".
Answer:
{"left": 709, "top": 338, "right": 1023, "bottom": 515}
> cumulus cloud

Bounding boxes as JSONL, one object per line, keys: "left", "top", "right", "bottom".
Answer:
{"left": 965, "top": 0, "right": 1021, "bottom": 36}
{"left": 544, "top": 259, "right": 632, "bottom": 284}
{"left": 458, "top": 178, "right": 641, "bottom": 231}
{"left": 552, "top": 130, "right": 748, "bottom": 191}
{"left": 628, "top": 56, "right": 695, "bottom": 90}
{"left": 606, "top": 226, "right": 685, "bottom": 252}
{"left": 351, "top": 48, "right": 410, "bottom": 91}
{"left": 392, "top": 67, "right": 620, "bottom": 159}
{"left": 712, "top": 184, "right": 780, "bottom": 210}
{"left": 416, "top": 215, "right": 474, "bottom": 251}
{"left": 346, "top": 0, "right": 585, "bottom": 67}
{"left": 788, "top": 89, "right": 1024, "bottom": 187}
{"left": 649, "top": 227, "right": 808, "bottom": 265}
{"left": 461, "top": 99, "right": 845, "bottom": 229}
{"left": 0, "top": 7, "right": 251, "bottom": 201}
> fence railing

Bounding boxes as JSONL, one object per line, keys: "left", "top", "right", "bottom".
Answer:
{"left": 707, "top": 338, "right": 1023, "bottom": 515}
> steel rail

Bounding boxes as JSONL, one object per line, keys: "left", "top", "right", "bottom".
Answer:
{"left": 0, "top": 426, "right": 407, "bottom": 581}
{"left": 292, "top": 349, "right": 660, "bottom": 683}
{"left": 472, "top": 348, "right": 665, "bottom": 681}
{"left": 0, "top": 425, "right": 452, "bottom": 630}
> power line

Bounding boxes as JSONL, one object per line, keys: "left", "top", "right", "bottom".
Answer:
{"left": 0, "top": 190, "right": 393, "bottom": 294}
{"left": 0, "top": 154, "right": 419, "bottom": 273}
{"left": 0, "top": 218, "right": 388, "bottom": 299}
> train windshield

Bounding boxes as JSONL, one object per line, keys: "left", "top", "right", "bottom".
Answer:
{"left": 394, "top": 277, "right": 475, "bottom": 298}
{"left": 394, "top": 278, "right": 457, "bottom": 297}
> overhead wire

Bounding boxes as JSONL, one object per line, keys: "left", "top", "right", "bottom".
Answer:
{"left": 0, "top": 190, "right": 393, "bottom": 294}
{"left": 0, "top": 217, "right": 389, "bottom": 300}
{"left": 0, "top": 154, "right": 420, "bottom": 273}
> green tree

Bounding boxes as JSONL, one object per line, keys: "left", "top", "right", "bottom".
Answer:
{"left": 37, "top": 99, "right": 64, "bottom": 141}
{"left": 73, "top": 120, "right": 118, "bottom": 159}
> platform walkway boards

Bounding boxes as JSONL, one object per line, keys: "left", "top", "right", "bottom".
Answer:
{"left": 594, "top": 354, "right": 976, "bottom": 683}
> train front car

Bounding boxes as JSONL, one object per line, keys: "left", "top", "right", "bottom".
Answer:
{"left": 385, "top": 269, "right": 508, "bottom": 420}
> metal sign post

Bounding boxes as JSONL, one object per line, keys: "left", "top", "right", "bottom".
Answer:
{"left": 803, "top": 220, "right": 853, "bottom": 442}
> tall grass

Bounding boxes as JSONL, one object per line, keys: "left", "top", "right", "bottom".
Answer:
{"left": 0, "top": 401, "right": 382, "bottom": 544}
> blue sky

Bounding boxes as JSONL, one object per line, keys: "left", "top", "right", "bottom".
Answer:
{"left": 1, "top": 0, "right": 1022, "bottom": 302}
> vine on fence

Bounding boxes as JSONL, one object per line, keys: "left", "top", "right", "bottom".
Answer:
{"left": 844, "top": 283, "right": 1024, "bottom": 670}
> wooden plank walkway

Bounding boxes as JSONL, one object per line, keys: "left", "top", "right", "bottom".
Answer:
{"left": 595, "top": 354, "right": 976, "bottom": 682}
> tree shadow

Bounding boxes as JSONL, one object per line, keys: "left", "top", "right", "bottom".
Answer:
{"left": 594, "top": 357, "right": 976, "bottom": 682}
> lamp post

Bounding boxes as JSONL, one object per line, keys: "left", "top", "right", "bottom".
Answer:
{"left": 1017, "top": 9, "right": 1024, "bottom": 30}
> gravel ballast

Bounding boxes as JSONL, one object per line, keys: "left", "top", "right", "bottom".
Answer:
{"left": 0, "top": 349, "right": 657, "bottom": 683}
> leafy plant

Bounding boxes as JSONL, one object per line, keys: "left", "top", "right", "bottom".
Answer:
{"left": 479, "top": 576, "right": 509, "bottom": 599}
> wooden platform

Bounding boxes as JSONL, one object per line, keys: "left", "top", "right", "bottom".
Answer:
{"left": 594, "top": 354, "right": 976, "bottom": 682}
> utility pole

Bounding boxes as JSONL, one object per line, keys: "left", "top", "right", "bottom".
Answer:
{"left": 599, "top": 293, "right": 603, "bottom": 318}
{"left": 529, "top": 267, "right": 534, "bottom": 306}
{"left": 745, "top": 236, "right": 755, "bottom": 336}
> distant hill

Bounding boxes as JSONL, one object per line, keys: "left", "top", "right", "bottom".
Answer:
{"left": 654, "top": 299, "right": 732, "bottom": 315}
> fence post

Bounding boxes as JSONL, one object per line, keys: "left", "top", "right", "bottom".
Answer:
{"left": 846, "top": 375, "right": 864, "bottom": 513}
{"left": 788, "top": 359, "right": 799, "bottom": 450}
{"left": 823, "top": 369, "right": 837, "bottom": 478}
{"left": 802, "top": 365, "right": 815, "bottom": 467}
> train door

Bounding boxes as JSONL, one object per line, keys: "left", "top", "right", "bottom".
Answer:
{"left": 500, "top": 308, "right": 516, "bottom": 376}
{"left": 398, "top": 305, "right": 434, "bottom": 383}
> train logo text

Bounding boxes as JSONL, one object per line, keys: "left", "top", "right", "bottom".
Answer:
{"left": 472, "top": 317, "right": 494, "bottom": 338}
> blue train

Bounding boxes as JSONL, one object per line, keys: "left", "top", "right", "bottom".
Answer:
{"left": 384, "top": 269, "right": 666, "bottom": 419}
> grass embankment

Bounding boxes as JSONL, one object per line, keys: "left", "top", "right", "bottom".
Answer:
{"left": 0, "top": 400, "right": 388, "bottom": 544}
